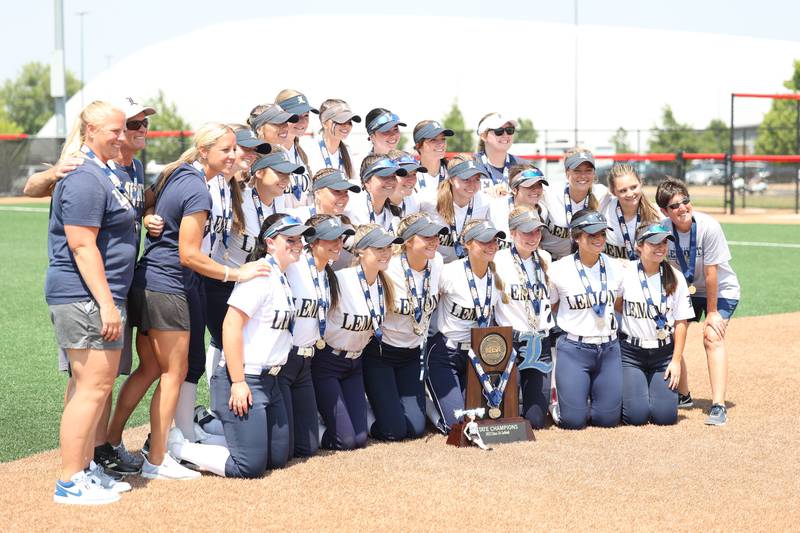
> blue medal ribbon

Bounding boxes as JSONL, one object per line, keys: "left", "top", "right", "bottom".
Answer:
{"left": 401, "top": 252, "right": 432, "bottom": 381}
{"left": 479, "top": 151, "right": 510, "bottom": 186}
{"left": 573, "top": 252, "right": 608, "bottom": 319}
{"left": 564, "top": 185, "right": 589, "bottom": 226}
{"left": 366, "top": 191, "right": 390, "bottom": 230}
{"left": 356, "top": 264, "right": 385, "bottom": 343}
{"left": 511, "top": 245, "right": 547, "bottom": 319}
{"left": 450, "top": 198, "right": 474, "bottom": 259}
{"left": 211, "top": 176, "right": 231, "bottom": 254}
{"left": 318, "top": 138, "right": 344, "bottom": 172}
{"left": 637, "top": 260, "right": 668, "bottom": 333}
{"left": 250, "top": 186, "right": 275, "bottom": 229}
{"left": 306, "top": 251, "right": 329, "bottom": 339}
{"left": 671, "top": 218, "right": 697, "bottom": 284}
{"left": 615, "top": 201, "right": 639, "bottom": 261}
{"left": 463, "top": 257, "right": 493, "bottom": 328}
{"left": 266, "top": 256, "right": 296, "bottom": 334}
{"left": 466, "top": 347, "right": 517, "bottom": 409}
{"left": 82, "top": 146, "right": 134, "bottom": 209}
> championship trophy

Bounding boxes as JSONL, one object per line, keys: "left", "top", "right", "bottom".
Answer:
{"left": 446, "top": 326, "right": 535, "bottom": 447}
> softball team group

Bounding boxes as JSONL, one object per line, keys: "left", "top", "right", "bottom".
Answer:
{"left": 29, "top": 93, "right": 740, "bottom": 505}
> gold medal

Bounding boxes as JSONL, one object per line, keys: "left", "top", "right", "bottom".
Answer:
{"left": 223, "top": 250, "right": 230, "bottom": 261}
{"left": 657, "top": 329, "right": 667, "bottom": 340}
{"left": 688, "top": 284, "right": 696, "bottom": 295}
{"left": 488, "top": 407, "right": 502, "bottom": 419}
{"left": 315, "top": 339, "right": 326, "bottom": 350}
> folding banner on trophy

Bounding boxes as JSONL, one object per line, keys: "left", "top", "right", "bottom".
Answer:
{"left": 447, "top": 326, "right": 534, "bottom": 447}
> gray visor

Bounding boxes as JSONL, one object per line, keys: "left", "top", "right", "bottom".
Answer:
{"left": 251, "top": 104, "right": 299, "bottom": 131}
{"left": 569, "top": 211, "right": 613, "bottom": 234}
{"left": 636, "top": 223, "right": 675, "bottom": 244}
{"left": 235, "top": 129, "right": 271, "bottom": 154}
{"left": 313, "top": 171, "right": 362, "bottom": 192}
{"left": 509, "top": 210, "right": 547, "bottom": 233}
{"left": 400, "top": 216, "right": 449, "bottom": 240}
{"left": 308, "top": 217, "right": 355, "bottom": 242}
{"left": 278, "top": 94, "right": 319, "bottom": 115}
{"left": 413, "top": 121, "right": 455, "bottom": 144}
{"left": 462, "top": 221, "right": 506, "bottom": 243}
{"left": 449, "top": 160, "right": 488, "bottom": 181}
{"left": 565, "top": 151, "right": 595, "bottom": 170}
{"left": 353, "top": 227, "right": 404, "bottom": 249}
{"left": 320, "top": 102, "right": 362, "bottom": 124}
{"left": 251, "top": 151, "right": 305, "bottom": 175}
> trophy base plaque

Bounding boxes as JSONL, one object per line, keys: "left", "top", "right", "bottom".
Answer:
{"left": 446, "top": 416, "right": 534, "bottom": 447}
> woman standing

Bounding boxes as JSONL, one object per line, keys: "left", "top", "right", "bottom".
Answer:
{"left": 412, "top": 120, "right": 452, "bottom": 192}
{"left": 618, "top": 223, "right": 693, "bottom": 425}
{"left": 655, "top": 178, "right": 740, "bottom": 425}
{"left": 602, "top": 164, "right": 659, "bottom": 261}
{"left": 248, "top": 102, "right": 303, "bottom": 207}
{"left": 541, "top": 148, "right": 609, "bottom": 260}
{"left": 304, "top": 99, "right": 361, "bottom": 180}
{"left": 419, "top": 155, "right": 491, "bottom": 263}
{"left": 170, "top": 214, "right": 314, "bottom": 477}
{"left": 313, "top": 225, "right": 401, "bottom": 450}
{"left": 548, "top": 209, "right": 624, "bottom": 429}
{"left": 493, "top": 207, "right": 555, "bottom": 429}
{"left": 488, "top": 164, "right": 549, "bottom": 239}
{"left": 345, "top": 155, "right": 405, "bottom": 230}
{"left": 364, "top": 213, "right": 447, "bottom": 440}
{"left": 124, "top": 124, "right": 269, "bottom": 479}
{"left": 364, "top": 107, "right": 406, "bottom": 155}
{"left": 426, "top": 219, "right": 507, "bottom": 432}
{"left": 276, "top": 89, "right": 317, "bottom": 208}
{"left": 48, "top": 101, "right": 135, "bottom": 504}
{"left": 281, "top": 214, "right": 354, "bottom": 457}
{"left": 474, "top": 112, "right": 521, "bottom": 190}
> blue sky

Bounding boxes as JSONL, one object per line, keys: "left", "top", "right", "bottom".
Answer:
{"left": 5, "top": 0, "right": 800, "bottom": 85}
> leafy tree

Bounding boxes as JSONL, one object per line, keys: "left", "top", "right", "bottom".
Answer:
{"left": 516, "top": 117, "right": 538, "bottom": 143}
{"left": 610, "top": 126, "right": 632, "bottom": 153}
{"left": 0, "top": 106, "right": 22, "bottom": 133}
{"left": 143, "top": 90, "right": 192, "bottom": 163}
{"left": 442, "top": 99, "right": 473, "bottom": 152}
{"left": 0, "top": 62, "right": 81, "bottom": 134}
{"left": 648, "top": 105, "right": 702, "bottom": 153}
{"left": 755, "top": 59, "right": 800, "bottom": 155}
{"left": 698, "top": 118, "right": 729, "bottom": 153}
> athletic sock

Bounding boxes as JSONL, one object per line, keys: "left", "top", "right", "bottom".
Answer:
{"left": 175, "top": 382, "right": 198, "bottom": 442}
{"left": 205, "top": 345, "right": 221, "bottom": 388}
{"left": 176, "top": 441, "right": 230, "bottom": 477}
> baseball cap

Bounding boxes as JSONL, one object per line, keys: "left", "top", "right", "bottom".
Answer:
{"left": 307, "top": 216, "right": 355, "bottom": 243}
{"left": 635, "top": 223, "right": 675, "bottom": 244}
{"left": 312, "top": 171, "right": 362, "bottom": 192}
{"left": 476, "top": 113, "right": 518, "bottom": 136}
{"left": 251, "top": 104, "right": 299, "bottom": 131}
{"left": 353, "top": 227, "right": 404, "bottom": 250}
{"left": 509, "top": 210, "right": 547, "bottom": 233}
{"left": 362, "top": 158, "right": 408, "bottom": 181}
{"left": 448, "top": 159, "right": 488, "bottom": 181}
{"left": 320, "top": 101, "right": 362, "bottom": 124}
{"left": 565, "top": 151, "right": 596, "bottom": 170}
{"left": 119, "top": 97, "right": 156, "bottom": 119}
{"left": 250, "top": 150, "right": 305, "bottom": 175}
{"left": 235, "top": 129, "right": 271, "bottom": 154}
{"left": 277, "top": 93, "right": 319, "bottom": 115}
{"left": 366, "top": 110, "right": 406, "bottom": 135}
{"left": 393, "top": 154, "right": 428, "bottom": 175}
{"left": 462, "top": 220, "right": 506, "bottom": 243}
{"left": 510, "top": 168, "right": 548, "bottom": 189}
{"left": 263, "top": 215, "right": 315, "bottom": 239}
{"left": 569, "top": 211, "right": 613, "bottom": 235}
{"left": 400, "top": 215, "right": 449, "bottom": 240}
{"left": 413, "top": 121, "right": 454, "bottom": 144}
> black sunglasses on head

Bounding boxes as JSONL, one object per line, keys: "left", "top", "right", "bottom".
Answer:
{"left": 490, "top": 126, "right": 515, "bottom": 136}
{"left": 126, "top": 118, "right": 149, "bottom": 130}
{"left": 667, "top": 197, "right": 691, "bottom": 210}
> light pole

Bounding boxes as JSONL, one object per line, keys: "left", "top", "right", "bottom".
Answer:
{"left": 76, "top": 10, "right": 89, "bottom": 108}
{"left": 573, "top": 0, "right": 579, "bottom": 147}
{"left": 52, "top": 0, "right": 66, "bottom": 140}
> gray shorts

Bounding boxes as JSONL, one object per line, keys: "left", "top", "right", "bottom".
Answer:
{"left": 128, "top": 287, "right": 190, "bottom": 332}
{"left": 49, "top": 300, "right": 127, "bottom": 352}
{"left": 58, "top": 323, "right": 134, "bottom": 375}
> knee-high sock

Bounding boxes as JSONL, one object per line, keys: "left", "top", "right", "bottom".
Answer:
{"left": 172, "top": 440, "right": 229, "bottom": 477}
{"left": 205, "top": 345, "right": 221, "bottom": 389}
{"left": 175, "top": 382, "right": 198, "bottom": 442}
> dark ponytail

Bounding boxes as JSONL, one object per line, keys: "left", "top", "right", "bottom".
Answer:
{"left": 246, "top": 213, "right": 284, "bottom": 262}
{"left": 662, "top": 262, "right": 678, "bottom": 296}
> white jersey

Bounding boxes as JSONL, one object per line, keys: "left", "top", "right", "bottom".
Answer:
{"left": 548, "top": 252, "right": 624, "bottom": 337}
{"left": 661, "top": 211, "right": 740, "bottom": 300}
{"left": 301, "top": 133, "right": 354, "bottom": 179}
{"left": 418, "top": 189, "right": 491, "bottom": 263}
{"left": 620, "top": 262, "right": 695, "bottom": 340}
{"left": 540, "top": 180, "right": 609, "bottom": 260}
{"left": 436, "top": 258, "right": 502, "bottom": 343}
{"left": 285, "top": 251, "right": 329, "bottom": 349}
{"left": 225, "top": 262, "right": 294, "bottom": 374}
{"left": 278, "top": 144, "right": 313, "bottom": 209}
{"left": 493, "top": 248, "right": 554, "bottom": 334}
{"left": 601, "top": 197, "right": 653, "bottom": 261}
{"left": 415, "top": 163, "right": 448, "bottom": 193}
{"left": 324, "top": 266, "right": 385, "bottom": 353}
{"left": 382, "top": 252, "right": 444, "bottom": 348}
{"left": 344, "top": 190, "right": 396, "bottom": 231}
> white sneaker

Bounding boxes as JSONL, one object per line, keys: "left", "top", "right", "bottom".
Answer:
{"left": 87, "top": 461, "right": 132, "bottom": 493}
{"left": 142, "top": 453, "right": 201, "bottom": 480}
{"left": 54, "top": 470, "right": 121, "bottom": 505}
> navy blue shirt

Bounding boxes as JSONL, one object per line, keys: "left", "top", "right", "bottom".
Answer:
{"left": 45, "top": 160, "right": 138, "bottom": 305}
{"left": 132, "top": 163, "right": 212, "bottom": 294}
{"left": 113, "top": 158, "right": 145, "bottom": 222}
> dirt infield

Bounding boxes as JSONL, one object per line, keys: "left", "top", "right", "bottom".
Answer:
{"left": 2, "top": 312, "right": 798, "bottom": 532}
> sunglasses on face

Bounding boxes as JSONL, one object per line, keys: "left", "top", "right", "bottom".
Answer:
{"left": 126, "top": 118, "right": 149, "bottom": 130}
{"left": 667, "top": 197, "right": 691, "bottom": 210}
{"left": 490, "top": 126, "right": 515, "bottom": 136}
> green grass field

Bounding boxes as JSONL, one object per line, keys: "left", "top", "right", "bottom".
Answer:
{"left": 0, "top": 205, "right": 798, "bottom": 462}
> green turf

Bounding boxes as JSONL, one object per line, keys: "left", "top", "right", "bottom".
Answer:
{"left": 0, "top": 211, "right": 797, "bottom": 462}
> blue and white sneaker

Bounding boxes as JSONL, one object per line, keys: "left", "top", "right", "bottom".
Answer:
{"left": 705, "top": 403, "right": 728, "bottom": 426}
{"left": 54, "top": 470, "right": 120, "bottom": 505}
{"left": 87, "top": 461, "right": 132, "bottom": 493}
